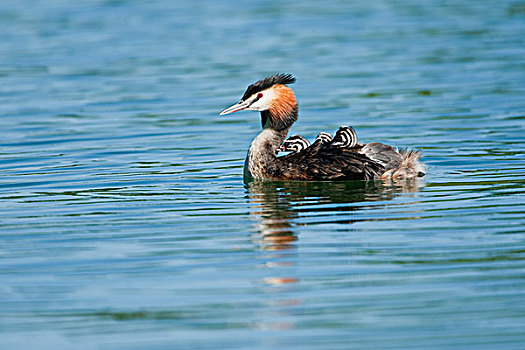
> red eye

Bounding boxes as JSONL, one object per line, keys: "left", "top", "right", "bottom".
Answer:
{"left": 257, "top": 92, "right": 263, "bottom": 99}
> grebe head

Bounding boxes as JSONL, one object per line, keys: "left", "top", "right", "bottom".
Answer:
{"left": 278, "top": 135, "right": 310, "bottom": 153}
{"left": 219, "top": 73, "right": 298, "bottom": 130}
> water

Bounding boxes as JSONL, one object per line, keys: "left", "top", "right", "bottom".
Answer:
{"left": 1, "top": 1, "right": 525, "bottom": 348}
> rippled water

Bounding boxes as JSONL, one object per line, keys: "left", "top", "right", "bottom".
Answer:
{"left": 1, "top": 1, "right": 525, "bottom": 349}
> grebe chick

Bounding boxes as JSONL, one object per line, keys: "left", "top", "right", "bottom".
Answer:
{"left": 331, "top": 126, "right": 358, "bottom": 148}
{"left": 219, "top": 73, "right": 425, "bottom": 182}
{"left": 315, "top": 132, "right": 333, "bottom": 144}
{"left": 278, "top": 135, "right": 310, "bottom": 153}
{"left": 279, "top": 131, "right": 334, "bottom": 154}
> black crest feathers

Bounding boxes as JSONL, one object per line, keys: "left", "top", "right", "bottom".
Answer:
{"left": 242, "top": 73, "right": 296, "bottom": 101}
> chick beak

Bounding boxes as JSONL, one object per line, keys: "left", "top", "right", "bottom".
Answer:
{"left": 219, "top": 100, "right": 251, "bottom": 116}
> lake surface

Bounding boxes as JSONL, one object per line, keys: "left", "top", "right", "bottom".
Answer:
{"left": 1, "top": 1, "right": 525, "bottom": 349}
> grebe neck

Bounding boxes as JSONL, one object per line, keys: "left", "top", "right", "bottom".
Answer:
{"left": 244, "top": 124, "right": 290, "bottom": 181}
{"left": 244, "top": 95, "right": 298, "bottom": 181}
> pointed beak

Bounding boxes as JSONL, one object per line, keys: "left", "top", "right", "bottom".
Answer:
{"left": 219, "top": 100, "right": 251, "bottom": 116}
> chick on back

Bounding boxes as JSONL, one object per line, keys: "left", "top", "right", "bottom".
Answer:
{"left": 331, "top": 126, "right": 358, "bottom": 148}
{"left": 315, "top": 132, "right": 333, "bottom": 144}
{"left": 278, "top": 135, "right": 310, "bottom": 153}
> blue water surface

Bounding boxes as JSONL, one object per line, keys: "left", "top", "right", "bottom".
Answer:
{"left": 1, "top": 1, "right": 525, "bottom": 349}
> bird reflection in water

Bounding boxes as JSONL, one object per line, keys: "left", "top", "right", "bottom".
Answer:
{"left": 246, "top": 179, "right": 423, "bottom": 250}
{"left": 245, "top": 179, "right": 423, "bottom": 330}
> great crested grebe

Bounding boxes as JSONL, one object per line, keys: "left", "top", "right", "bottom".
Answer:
{"left": 219, "top": 73, "right": 425, "bottom": 182}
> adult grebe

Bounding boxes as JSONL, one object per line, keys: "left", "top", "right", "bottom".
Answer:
{"left": 219, "top": 73, "right": 424, "bottom": 182}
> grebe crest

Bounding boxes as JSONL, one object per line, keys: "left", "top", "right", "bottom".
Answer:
{"left": 331, "top": 126, "right": 357, "bottom": 148}
{"left": 279, "top": 135, "right": 310, "bottom": 153}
